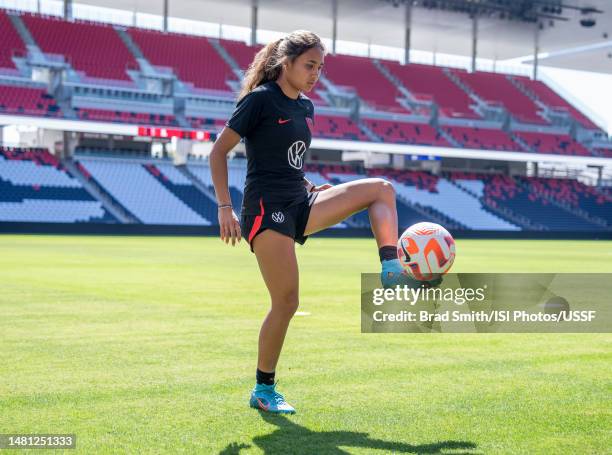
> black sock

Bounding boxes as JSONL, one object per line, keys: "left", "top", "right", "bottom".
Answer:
{"left": 379, "top": 245, "right": 397, "bottom": 263}
{"left": 256, "top": 368, "right": 275, "bottom": 386}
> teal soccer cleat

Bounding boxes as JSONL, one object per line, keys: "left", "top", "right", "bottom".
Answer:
{"left": 249, "top": 382, "right": 296, "bottom": 414}
{"left": 380, "top": 259, "right": 443, "bottom": 289}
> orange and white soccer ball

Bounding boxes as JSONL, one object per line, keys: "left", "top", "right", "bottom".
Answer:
{"left": 397, "top": 222, "right": 456, "bottom": 281}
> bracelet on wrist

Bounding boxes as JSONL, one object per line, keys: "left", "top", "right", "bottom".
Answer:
{"left": 218, "top": 204, "right": 232, "bottom": 209}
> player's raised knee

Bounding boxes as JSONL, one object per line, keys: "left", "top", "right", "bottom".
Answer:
{"left": 375, "top": 178, "right": 395, "bottom": 198}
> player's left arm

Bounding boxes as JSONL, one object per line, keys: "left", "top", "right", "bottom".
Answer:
{"left": 303, "top": 177, "right": 333, "bottom": 192}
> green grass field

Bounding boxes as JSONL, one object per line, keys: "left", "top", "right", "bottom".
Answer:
{"left": 1, "top": 235, "right": 611, "bottom": 454}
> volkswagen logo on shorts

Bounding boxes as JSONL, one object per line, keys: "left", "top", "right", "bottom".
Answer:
{"left": 287, "top": 140, "right": 307, "bottom": 170}
{"left": 271, "top": 211, "right": 285, "bottom": 223}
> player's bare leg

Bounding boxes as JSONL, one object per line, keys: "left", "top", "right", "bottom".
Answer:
{"left": 305, "top": 178, "right": 429, "bottom": 288}
{"left": 304, "top": 178, "right": 398, "bottom": 247}
{"left": 249, "top": 229, "right": 298, "bottom": 413}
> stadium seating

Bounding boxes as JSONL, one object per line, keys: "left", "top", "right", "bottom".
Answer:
{"left": 188, "top": 162, "right": 245, "bottom": 213}
{"left": 23, "top": 14, "right": 137, "bottom": 82}
{"left": 323, "top": 54, "right": 407, "bottom": 112}
{"left": 0, "top": 14, "right": 609, "bottom": 233}
{"left": 0, "top": 10, "right": 25, "bottom": 72}
{"left": 311, "top": 115, "right": 369, "bottom": 141}
{"left": 451, "top": 70, "right": 548, "bottom": 125}
{"left": 381, "top": 62, "right": 480, "bottom": 119}
{"left": 315, "top": 164, "right": 517, "bottom": 230}
{"left": 0, "top": 147, "right": 114, "bottom": 223}
{"left": 363, "top": 120, "right": 451, "bottom": 146}
{"left": 390, "top": 173, "right": 519, "bottom": 230}
{"left": 75, "top": 108, "right": 178, "bottom": 126}
{"left": 144, "top": 163, "right": 219, "bottom": 221}
{"left": 0, "top": 148, "right": 609, "bottom": 231}
{"left": 442, "top": 126, "right": 522, "bottom": 151}
{"left": 128, "top": 29, "right": 235, "bottom": 92}
{"left": 595, "top": 148, "right": 612, "bottom": 158}
{"left": 0, "top": 14, "right": 601, "bottom": 160}
{"left": 522, "top": 177, "right": 612, "bottom": 225}
{"left": 483, "top": 174, "right": 600, "bottom": 230}
{"left": 188, "top": 117, "right": 227, "bottom": 131}
{"left": 0, "top": 83, "right": 61, "bottom": 117}
{"left": 78, "top": 158, "right": 210, "bottom": 225}
{"left": 513, "top": 132, "right": 591, "bottom": 156}
{"left": 512, "top": 76, "right": 599, "bottom": 130}
{"left": 219, "top": 38, "right": 262, "bottom": 71}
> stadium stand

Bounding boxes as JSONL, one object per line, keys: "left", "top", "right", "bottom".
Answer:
{"left": 363, "top": 120, "right": 451, "bottom": 146}
{"left": 218, "top": 38, "right": 262, "bottom": 71}
{"left": 77, "top": 157, "right": 211, "bottom": 225}
{"left": 522, "top": 177, "right": 612, "bottom": 225}
{"left": 322, "top": 54, "right": 407, "bottom": 112}
{"left": 310, "top": 164, "right": 517, "bottom": 230}
{"left": 75, "top": 108, "right": 178, "bottom": 126}
{"left": 144, "top": 163, "right": 219, "bottom": 221}
{"left": 380, "top": 61, "right": 480, "bottom": 119}
{"left": 482, "top": 174, "right": 601, "bottom": 230}
{"left": 0, "top": 84, "right": 61, "bottom": 117}
{"left": 511, "top": 76, "right": 599, "bottom": 130}
{"left": 0, "top": 10, "right": 609, "bottom": 234}
{"left": 23, "top": 14, "right": 137, "bottom": 82}
{"left": 311, "top": 115, "right": 369, "bottom": 141}
{"left": 389, "top": 173, "right": 520, "bottom": 231}
{"left": 0, "top": 147, "right": 115, "bottom": 223}
{"left": 442, "top": 126, "right": 523, "bottom": 151}
{"left": 514, "top": 132, "right": 591, "bottom": 156}
{"left": 0, "top": 10, "right": 26, "bottom": 73}
{"left": 188, "top": 117, "right": 227, "bottom": 131}
{"left": 188, "top": 162, "right": 245, "bottom": 214}
{"left": 451, "top": 69, "right": 548, "bottom": 124}
{"left": 595, "top": 148, "right": 612, "bottom": 158}
{"left": 0, "top": 145, "right": 609, "bottom": 231}
{"left": 128, "top": 28, "right": 235, "bottom": 92}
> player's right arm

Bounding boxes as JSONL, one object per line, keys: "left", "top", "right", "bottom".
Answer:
{"left": 210, "top": 126, "right": 242, "bottom": 246}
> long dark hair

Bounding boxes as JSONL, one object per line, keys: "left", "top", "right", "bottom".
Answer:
{"left": 238, "top": 30, "right": 326, "bottom": 100}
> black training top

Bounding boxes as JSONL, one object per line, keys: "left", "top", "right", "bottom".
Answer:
{"left": 225, "top": 81, "right": 315, "bottom": 215}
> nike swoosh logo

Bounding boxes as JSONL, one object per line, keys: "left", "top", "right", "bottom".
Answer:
{"left": 278, "top": 118, "right": 292, "bottom": 124}
{"left": 256, "top": 398, "right": 270, "bottom": 411}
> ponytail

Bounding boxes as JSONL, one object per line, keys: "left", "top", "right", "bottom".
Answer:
{"left": 238, "top": 38, "right": 284, "bottom": 100}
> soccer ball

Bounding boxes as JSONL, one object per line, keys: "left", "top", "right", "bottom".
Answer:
{"left": 397, "top": 222, "right": 456, "bottom": 281}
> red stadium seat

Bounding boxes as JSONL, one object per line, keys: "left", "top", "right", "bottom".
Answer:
{"left": 381, "top": 62, "right": 480, "bottom": 119}
{"left": 128, "top": 29, "right": 235, "bottom": 92}
{"left": 311, "top": 115, "right": 369, "bottom": 141}
{"left": 323, "top": 54, "right": 408, "bottom": 113}
{"left": 363, "top": 119, "right": 450, "bottom": 146}
{"left": 219, "top": 38, "right": 262, "bottom": 71}
{"left": 512, "top": 75, "right": 600, "bottom": 130}
{"left": 23, "top": 14, "right": 137, "bottom": 82}
{"left": 0, "top": 11, "right": 26, "bottom": 71}
{"left": 442, "top": 126, "right": 522, "bottom": 151}
{"left": 0, "top": 84, "right": 61, "bottom": 117}
{"left": 451, "top": 70, "right": 548, "bottom": 125}
{"left": 514, "top": 131, "right": 591, "bottom": 156}
{"left": 75, "top": 108, "right": 177, "bottom": 126}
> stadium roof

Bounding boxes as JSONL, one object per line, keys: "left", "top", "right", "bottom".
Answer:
{"left": 75, "top": 0, "right": 612, "bottom": 73}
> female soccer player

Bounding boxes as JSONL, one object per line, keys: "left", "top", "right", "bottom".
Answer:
{"left": 210, "top": 30, "right": 418, "bottom": 414}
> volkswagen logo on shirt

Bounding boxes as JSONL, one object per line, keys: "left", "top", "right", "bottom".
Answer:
{"left": 271, "top": 211, "right": 285, "bottom": 223}
{"left": 287, "top": 140, "right": 307, "bottom": 170}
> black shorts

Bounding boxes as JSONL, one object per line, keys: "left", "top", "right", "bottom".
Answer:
{"left": 241, "top": 192, "right": 319, "bottom": 253}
